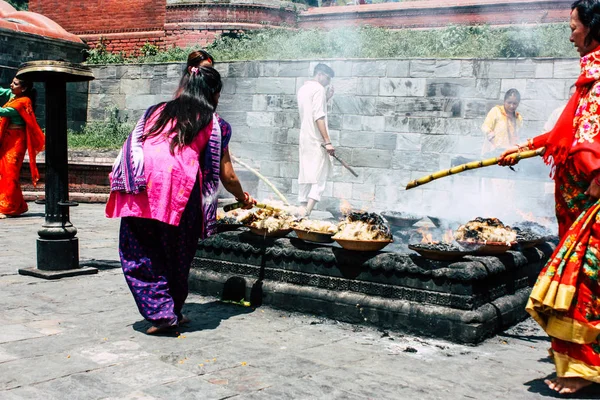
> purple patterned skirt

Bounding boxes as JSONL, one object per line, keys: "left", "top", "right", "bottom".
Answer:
{"left": 118, "top": 179, "right": 202, "bottom": 328}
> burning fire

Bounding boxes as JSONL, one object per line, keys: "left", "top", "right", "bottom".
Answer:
{"left": 443, "top": 229, "right": 454, "bottom": 243}
{"left": 340, "top": 199, "right": 352, "bottom": 215}
{"left": 417, "top": 227, "right": 434, "bottom": 244}
{"left": 516, "top": 209, "right": 552, "bottom": 226}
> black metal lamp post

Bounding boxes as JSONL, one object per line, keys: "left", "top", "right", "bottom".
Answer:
{"left": 17, "top": 61, "right": 98, "bottom": 279}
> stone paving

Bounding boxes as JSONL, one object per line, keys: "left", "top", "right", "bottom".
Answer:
{"left": 1, "top": 202, "right": 598, "bottom": 399}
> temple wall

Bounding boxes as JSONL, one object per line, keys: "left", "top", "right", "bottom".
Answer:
{"left": 86, "top": 58, "right": 580, "bottom": 223}
{"left": 0, "top": 28, "right": 88, "bottom": 130}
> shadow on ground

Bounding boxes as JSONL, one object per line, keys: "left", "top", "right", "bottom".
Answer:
{"left": 81, "top": 259, "right": 121, "bottom": 270}
{"left": 525, "top": 375, "right": 600, "bottom": 398}
{"left": 132, "top": 300, "right": 254, "bottom": 335}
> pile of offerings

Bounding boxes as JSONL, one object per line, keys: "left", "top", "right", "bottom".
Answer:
{"left": 217, "top": 209, "right": 253, "bottom": 225}
{"left": 454, "top": 217, "right": 517, "bottom": 245}
{"left": 240, "top": 208, "right": 294, "bottom": 236}
{"left": 332, "top": 212, "right": 393, "bottom": 251}
{"left": 291, "top": 219, "right": 338, "bottom": 243}
{"left": 333, "top": 212, "right": 393, "bottom": 241}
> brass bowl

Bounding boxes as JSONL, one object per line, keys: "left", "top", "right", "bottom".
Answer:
{"left": 248, "top": 226, "right": 292, "bottom": 238}
{"left": 333, "top": 238, "right": 392, "bottom": 252}
{"left": 293, "top": 228, "right": 335, "bottom": 243}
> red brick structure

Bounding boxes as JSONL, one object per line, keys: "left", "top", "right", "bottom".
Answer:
{"left": 28, "top": 0, "right": 572, "bottom": 54}
{"left": 28, "top": 0, "right": 167, "bottom": 52}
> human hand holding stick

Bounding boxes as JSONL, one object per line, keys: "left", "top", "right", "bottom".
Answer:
{"left": 405, "top": 147, "right": 544, "bottom": 190}
{"left": 321, "top": 144, "right": 359, "bottom": 177}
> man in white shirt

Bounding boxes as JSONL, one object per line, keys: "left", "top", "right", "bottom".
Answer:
{"left": 297, "top": 63, "right": 335, "bottom": 216}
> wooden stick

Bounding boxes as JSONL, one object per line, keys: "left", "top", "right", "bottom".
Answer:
{"left": 230, "top": 155, "right": 290, "bottom": 205}
{"left": 405, "top": 147, "right": 545, "bottom": 190}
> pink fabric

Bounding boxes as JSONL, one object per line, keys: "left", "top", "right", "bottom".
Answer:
{"left": 105, "top": 111, "right": 212, "bottom": 226}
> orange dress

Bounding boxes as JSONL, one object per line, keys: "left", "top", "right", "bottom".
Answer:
{"left": 0, "top": 95, "right": 45, "bottom": 216}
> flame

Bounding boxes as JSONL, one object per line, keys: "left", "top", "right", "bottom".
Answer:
{"left": 340, "top": 199, "right": 352, "bottom": 215}
{"left": 516, "top": 210, "right": 535, "bottom": 222}
{"left": 417, "top": 227, "right": 434, "bottom": 244}
{"left": 516, "top": 209, "right": 553, "bottom": 226}
{"left": 443, "top": 229, "right": 454, "bottom": 243}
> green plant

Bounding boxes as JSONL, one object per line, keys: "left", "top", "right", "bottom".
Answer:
{"left": 68, "top": 107, "right": 133, "bottom": 149}
{"left": 139, "top": 42, "right": 159, "bottom": 57}
{"left": 84, "top": 38, "right": 125, "bottom": 64}
{"left": 83, "top": 23, "right": 577, "bottom": 65}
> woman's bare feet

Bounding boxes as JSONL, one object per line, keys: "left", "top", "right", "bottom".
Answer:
{"left": 545, "top": 377, "right": 593, "bottom": 394}
{"left": 146, "top": 324, "right": 175, "bottom": 335}
{"left": 0, "top": 214, "right": 6, "bottom": 219}
{"left": 179, "top": 316, "right": 191, "bottom": 325}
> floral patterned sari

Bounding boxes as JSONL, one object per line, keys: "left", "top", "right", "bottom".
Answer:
{"left": 527, "top": 48, "right": 600, "bottom": 384}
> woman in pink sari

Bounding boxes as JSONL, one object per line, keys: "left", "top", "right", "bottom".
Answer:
{"left": 106, "top": 64, "right": 255, "bottom": 335}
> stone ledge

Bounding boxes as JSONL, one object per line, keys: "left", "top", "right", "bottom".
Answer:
{"left": 189, "top": 267, "right": 532, "bottom": 344}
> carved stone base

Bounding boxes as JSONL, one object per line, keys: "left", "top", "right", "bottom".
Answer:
{"left": 191, "top": 231, "right": 554, "bottom": 344}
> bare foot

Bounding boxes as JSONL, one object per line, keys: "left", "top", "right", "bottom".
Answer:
{"left": 0, "top": 214, "right": 6, "bottom": 219}
{"left": 179, "top": 316, "right": 191, "bottom": 325}
{"left": 146, "top": 324, "right": 175, "bottom": 335}
{"left": 545, "top": 377, "right": 593, "bottom": 394}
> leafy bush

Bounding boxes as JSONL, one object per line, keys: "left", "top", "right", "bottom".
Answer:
{"left": 84, "top": 24, "right": 576, "bottom": 65}
{"left": 206, "top": 24, "right": 576, "bottom": 60}
{"left": 68, "top": 108, "right": 133, "bottom": 149}
{"left": 84, "top": 38, "right": 125, "bottom": 64}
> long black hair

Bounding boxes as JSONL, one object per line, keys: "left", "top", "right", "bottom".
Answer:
{"left": 142, "top": 66, "right": 222, "bottom": 154}
{"left": 572, "top": 0, "right": 600, "bottom": 46}
{"left": 15, "top": 78, "right": 37, "bottom": 110}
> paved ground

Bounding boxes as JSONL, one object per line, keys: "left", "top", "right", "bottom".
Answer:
{"left": 1, "top": 202, "right": 598, "bottom": 399}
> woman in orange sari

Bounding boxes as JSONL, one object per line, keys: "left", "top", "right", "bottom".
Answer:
{"left": 0, "top": 76, "right": 45, "bottom": 218}
{"left": 500, "top": 0, "right": 600, "bottom": 394}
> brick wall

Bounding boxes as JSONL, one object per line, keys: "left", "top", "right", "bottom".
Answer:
{"left": 86, "top": 58, "right": 580, "bottom": 224}
{"left": 0, "top": 28, "right": 89, "bottom": 130}
{"left": 29, "top": 0, "right": 167, "bottom": 55}
{"left": 29, "top": 0, "right": 166, "bottom": 34}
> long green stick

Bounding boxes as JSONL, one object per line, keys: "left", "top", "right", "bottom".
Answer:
{"left": 231, "top": 155, "right": 290, "bottom": 205}
{"left": 405, "top": 147, "right": 545, "bottom": 190}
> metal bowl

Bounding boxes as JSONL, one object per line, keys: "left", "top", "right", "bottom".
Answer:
{"left": 248, "top": 227, "right": 292, "bottom": 238}
{"left": 293, "top": 228, "right": 335, "bottom": 243}
{"left": 333, "top": 238, "right": 393, "bottom": 252}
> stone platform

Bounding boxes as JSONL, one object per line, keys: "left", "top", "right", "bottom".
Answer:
{"left": 191, "top": 230, "right": 555, "bottom": 344}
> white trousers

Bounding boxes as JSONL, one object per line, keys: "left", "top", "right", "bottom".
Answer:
{"left": 298, "top": 180, "right": 327, "bottom": 203}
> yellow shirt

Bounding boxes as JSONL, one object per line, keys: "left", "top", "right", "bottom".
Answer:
{"left": 481, "top": 105, "right": 523, "bottom": 154}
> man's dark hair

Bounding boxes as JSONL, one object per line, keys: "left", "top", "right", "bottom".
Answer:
{"left": 313, "top": 63, "right": 335, "bottom": 78}
{"left": 572, "top": 0, "right": 600, "bottom": 46}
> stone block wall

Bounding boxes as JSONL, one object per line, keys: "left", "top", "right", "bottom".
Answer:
{"left": 87, "top": 58, "right": 580, "bottom": 224}
{"left": 0, "top": 28, "right": 88, "bottom": 130}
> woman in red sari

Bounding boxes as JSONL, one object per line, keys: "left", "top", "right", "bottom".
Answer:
{"left": 0, "top": 76, "right": 45, "bottom": 218}
{"left": 501, "top": 0, "right": 600, "bottom": 394}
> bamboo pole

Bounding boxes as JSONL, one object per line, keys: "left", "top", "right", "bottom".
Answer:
{"left": 231, "top": 155, "right": 290, "bottom": 205}
{"left": 405, "top": 147, "right": 545, "bottom": 190}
